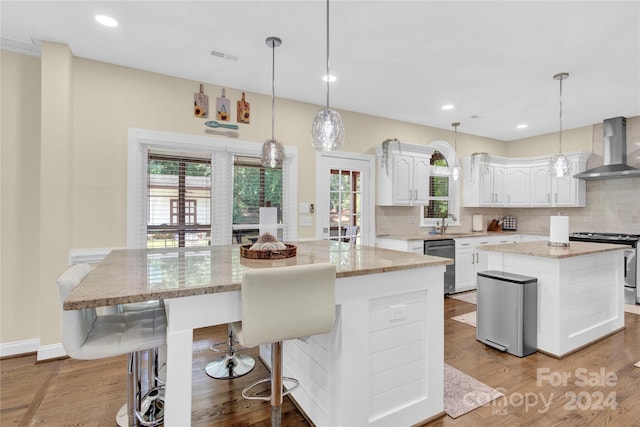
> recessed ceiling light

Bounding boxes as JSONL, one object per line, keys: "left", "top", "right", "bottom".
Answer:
{"left": 95, "top": 15, "right": 118, "bottom": 27}
{"left": 516, "top": 123, "right": 528, "bottom": 129}
{"left": 323, "top": 74, "right": 336, "bottom": 82}
{"left": 441, "top": 104, "right": 454, "bottom": 111}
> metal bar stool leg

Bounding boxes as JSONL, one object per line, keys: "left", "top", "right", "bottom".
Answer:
{"left": 271, "top": 342, "right": 283, "bottom": 427}
{"left": 205, "top": 324, "right": 255, "bottom": 379}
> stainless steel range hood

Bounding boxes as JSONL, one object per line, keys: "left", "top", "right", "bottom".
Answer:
{"left": 574, "top": 116, "right": 640, "bottom": 180}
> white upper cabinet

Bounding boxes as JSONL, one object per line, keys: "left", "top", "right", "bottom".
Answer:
{"left": 376, "top": 141, "right": 434, "bottom": 206}
{"left": 479, "top": 165, "right": 506, "bottom": 207}
{"left": 463, "top": 152, "right": 590, "bottom": 208}
{"left": 506, "top": 166, "right": 530, "bottom": 206}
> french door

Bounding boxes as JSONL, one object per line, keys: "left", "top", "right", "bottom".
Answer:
{"left": 317, "top": 153, "right": 374, "bottom": 246}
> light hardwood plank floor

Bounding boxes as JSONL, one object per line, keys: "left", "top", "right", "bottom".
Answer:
{"left": 1, "top": 297, "right": 639, "bottom": 426}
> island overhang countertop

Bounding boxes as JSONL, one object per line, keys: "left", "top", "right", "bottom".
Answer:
{"left": 64, "top": 240, "right": 452, "bottom": 310}
{"left": 477, "top": 240, "right": 628, "bottom": 258}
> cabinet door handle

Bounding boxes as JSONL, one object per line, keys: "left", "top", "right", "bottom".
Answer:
{"left": 547, "top": 193, "right": 551, "bottom": 204}
{"left": 415, "top": 189, "right": 418, "bottom": 200}
{"left": 555, "top": 193, "right": 558, "bottom": 203}
{"left": 475, "top": 253, "right": 479, "bottom": 263}
{"left": 508, "top": 194, "right": 511, "bottom": 203}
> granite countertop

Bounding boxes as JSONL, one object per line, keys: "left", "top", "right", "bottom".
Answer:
{"left": 64, "top": 240, "right": 452, "bottom": 310}
{"left": 377, "top": 231, "right": 529, "bottom": 241}
{"left": 477, "top": 240, "right": 629, "bottom": 259}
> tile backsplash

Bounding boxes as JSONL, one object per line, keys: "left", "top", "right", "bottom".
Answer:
{"left": 376, "top": 177, "right": 640, "bottom": 236}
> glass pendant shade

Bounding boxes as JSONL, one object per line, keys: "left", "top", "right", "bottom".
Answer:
{"left": 311, "top": 108, "right": 345, "bottom": 151}
{"left": 262, "top": 139, "right": 285, "bottom": 168}
{"left": 549, "top": 72, "right": 571, "bottom": 177}
{"left": 451, "top": 164, "right": 461, "bottom": 181}
{"left": 450, "top": 122, "right": 461, "bottom": 180}
{"left": 311, "top": 0, "right": 345, "bottom": 151}
{"left": 549, "top": 154, "right": 571, "bottom": 178}
{"left": 261, "top": 36, "right": 284, "bottom": 168}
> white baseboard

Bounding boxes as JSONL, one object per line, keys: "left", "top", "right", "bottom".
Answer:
{"left": 0, "top": 338, "right": 40, "bottom": 358}
{"left": 37, "top": 343, "right": 67, "bottom": 361}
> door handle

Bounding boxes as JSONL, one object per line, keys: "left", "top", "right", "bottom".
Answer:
{"left": 547, "top": 193, "right": 551, "bottom": 204}
{"left": 476, "top": 253, "right": 479, "bottom": 263}
{"left": 555, "top": 193, "right": 558, "bottom": 203}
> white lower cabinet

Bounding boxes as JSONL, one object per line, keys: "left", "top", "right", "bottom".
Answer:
{"left": 376, "top": 237, "right": 424, "bottom": 255}
{"left": 454, "top": 235, "right": 520, "bottom": 292}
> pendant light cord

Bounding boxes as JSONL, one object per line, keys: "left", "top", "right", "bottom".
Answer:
{"left": 271, "top": 40, "right": 276, "bottom": 141}
{"left": 325, "top": 0, "right": 330, "bottom": 110}
{"left": 558, "top": 75, "right": 563, "bottom": 155}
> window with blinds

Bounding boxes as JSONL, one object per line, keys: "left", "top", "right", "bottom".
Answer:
{"left": 425, "top": 150, "right": 452, "bottom": 218}
{"left": 232, "top": 156, "right": 283, "bottom": 244}
{"left": 147, "top": 152, "right": 211, "bottom": 248}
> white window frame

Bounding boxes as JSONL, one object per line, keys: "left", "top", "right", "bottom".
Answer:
{"left": 420, "top": 140, "right": 460, "bottom": 228}
{"left": 127, "top": 128, "right": 297, "bottom": 248}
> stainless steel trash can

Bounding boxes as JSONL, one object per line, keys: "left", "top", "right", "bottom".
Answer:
{"left": 476, "top": 270, "right": 537, "bottom": 357}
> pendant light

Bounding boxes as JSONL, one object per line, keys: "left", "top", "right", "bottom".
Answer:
{"left": 548, "top": 72, "right": 571, "bottom": 177}
{"left": 311, "top": 0, "right": 345, "bottom": 151}
{"left": 261, "top": 37, "right": 285, "bottom": 168}
{"left": 450, "top": 122, "right": 461, "bottom": 181}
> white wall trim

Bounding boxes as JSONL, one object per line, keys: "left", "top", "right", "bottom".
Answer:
{"left": 0, "top": 338, "right": 40, "bottom": 358}
{"left": 315, "top": 151, "right": 376, "bottom": 246}
{"left": 69, "top": 247, "right": 120, "bottom": 265}
{"left": 37, "top": 343, "right": 67, "bottom": 361}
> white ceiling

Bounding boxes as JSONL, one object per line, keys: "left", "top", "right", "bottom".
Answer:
{"left": 2, "top": 1, "right": 639, "bottom": 141}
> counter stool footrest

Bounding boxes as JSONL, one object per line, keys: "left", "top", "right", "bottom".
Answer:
{"left": 241, "top": 377, "right": 299, "bottom": 401}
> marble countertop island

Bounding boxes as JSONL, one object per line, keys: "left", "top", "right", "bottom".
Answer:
{"left": 480, "top": 239, "right": 626, "bottom": 358}
{"left": 65, "top": 240, "right": 451, "bottom": 309}
{"left": 478, "top": 240, "right": 628, "bottom": 258}
{"left": 66, "top": 240, "right": 450, "bottom": 426}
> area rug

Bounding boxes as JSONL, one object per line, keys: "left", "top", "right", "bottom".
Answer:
{"left": 444, "top": 363, "right": 504, "bottom": 418}
{"left": 449, "top": 291, "right": 477, "bottom": 305}
{"left": 452, "top": 311, "right": 477, "bottom": 328}
{"left": 624, "top": 304, "right": 640, "bottom": 315}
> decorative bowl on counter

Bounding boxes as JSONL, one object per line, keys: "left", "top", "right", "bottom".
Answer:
{"left": 239, "top": 243, "right": 297, "bottom": 259}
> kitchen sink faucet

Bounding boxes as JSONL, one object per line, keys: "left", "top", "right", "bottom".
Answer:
{"left": 441, "top": 213, "right": 457, "bottom": 235}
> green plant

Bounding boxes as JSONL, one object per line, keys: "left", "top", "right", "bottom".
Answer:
{"left": 380, "top": 138, "right": 400, "bottom": 176}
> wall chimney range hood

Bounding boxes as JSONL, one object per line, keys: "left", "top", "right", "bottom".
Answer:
{"left": 574, "top": 116, "right": 640, "bottom": 180}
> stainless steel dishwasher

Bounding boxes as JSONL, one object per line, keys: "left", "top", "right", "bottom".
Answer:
{"left": 424, "top": 239, "right": 455, "bottom": 294}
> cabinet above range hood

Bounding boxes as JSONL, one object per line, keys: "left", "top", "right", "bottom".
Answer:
{"left": 574, "top": 116, "right": 640, "bottom": 180}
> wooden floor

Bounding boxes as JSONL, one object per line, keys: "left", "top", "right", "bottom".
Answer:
{"left": 2, "top": 297, "right": 639, "bottom": 426}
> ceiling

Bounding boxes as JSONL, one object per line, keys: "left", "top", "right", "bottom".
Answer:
{"left": 2, "top": 1, "right": 639, "bottom": 141}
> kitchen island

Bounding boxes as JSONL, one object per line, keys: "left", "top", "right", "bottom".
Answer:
{"left": 65, "top": 241, "right": 452, "bottom": 426}
{"left": 478, "top": 240, "right": 626, "bottom": 358}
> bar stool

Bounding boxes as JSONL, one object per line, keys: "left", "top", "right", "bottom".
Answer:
{"left": 56, "top": 263, "right": 167, "bottom": 426}
{"left": 205, "top": 324, "right": 255, "bottom": 379}
{"left": 232, "top": 263, "right": 336, "bottom": 427}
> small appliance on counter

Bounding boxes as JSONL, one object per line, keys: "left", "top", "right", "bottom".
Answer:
{"left": 502, "top": 216, "right": 517, "bottom": 231}
{"left": 472, "top": 214, "right": 483, "bottom": 232}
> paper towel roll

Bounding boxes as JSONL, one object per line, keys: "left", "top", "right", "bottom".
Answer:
{"left": 549, "top": 216, "right": 570, "bottom": 247}
{"left": 259, "top": 207, "right": 278, "bottom": 237}
{"left": 472, "top": 215, "right": 483, "bottom": 232}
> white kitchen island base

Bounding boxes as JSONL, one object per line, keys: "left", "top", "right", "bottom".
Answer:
{"left": 258, "top": 266, "right": 445, "bottom": 426}
{"left": 481, "top": 241, "right": 625, "bottom": 358}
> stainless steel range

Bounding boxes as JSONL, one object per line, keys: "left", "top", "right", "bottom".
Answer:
{"left": 569, "top": 232, "right": 639, "bottom": 304}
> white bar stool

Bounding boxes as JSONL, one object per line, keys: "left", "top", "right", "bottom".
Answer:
{"left": 232, "top": 263, "right": 336, "bottom": 427}
{"left": 56, "top": 263, "right": 167, "bottom": 426}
